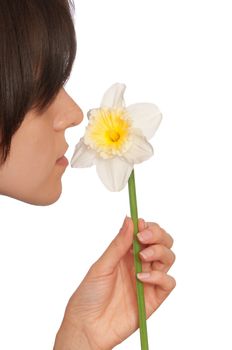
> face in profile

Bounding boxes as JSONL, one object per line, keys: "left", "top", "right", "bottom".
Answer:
{"left": 0, "top": 88, "right": 83, "bottom": 206}
{"left": 0, "top": 0, "right": 82, "bottom": 205}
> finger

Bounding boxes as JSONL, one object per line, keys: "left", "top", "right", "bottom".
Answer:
{"left": 130, "top": 219, "right": 149, "bottom": 251}
{"left": 92, "top": 216, "right": 134, "bottom": 275}
{"left": 137, "top": 222, "right": 174, "bottom": 248}
{"left": 151, "top": 260, "right": 168, "bottom": 272}
{"left": 137, "top": 270, "right": 176, "bottom": 293}
{"left": 128, "top": 219, "right": 146, "bottom": 254}
{"left": 139, "top": 244, "right": 176, "bottom": 268}
{"left": 138, "top": 218, "right": 148, "bottom": 231}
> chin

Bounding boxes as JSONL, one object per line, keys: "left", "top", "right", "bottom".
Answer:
{"left": 35, "top": 192, "right": 62, "bottom": 206}
{"left": 34, "top": 187, "right": 63, "bottom": 206}
{"left": 14, "top": 183, "right": 63, "bottom": 206}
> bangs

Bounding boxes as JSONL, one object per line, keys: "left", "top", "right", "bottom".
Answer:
{"left": 0, "top": 0, "right": 76, "bottom": 163}
{"left": 27, "top": 0, "right": 77, "bottom": 111}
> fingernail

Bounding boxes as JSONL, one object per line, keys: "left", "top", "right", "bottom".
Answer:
{"left": 122, "top": 216, "right": 129, "bottom": 229}
{"left": 140, "top": 248, "right": 153, "bottom": 260}
{"left": 144, "top": 221, "right": 149, "bottom": 229}
{"left": 137, "top": 230, "right": 153, "bottom": 242}
{"left": 137, "top": 272, "right": 151, "bottom": 280}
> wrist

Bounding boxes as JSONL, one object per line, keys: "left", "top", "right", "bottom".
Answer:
{"left": 53, "top": 319, "right": 98, "bottom": 350}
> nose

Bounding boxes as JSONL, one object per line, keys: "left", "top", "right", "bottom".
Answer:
{"left": 53, "top": 89, "right": 84, "bottom": 131}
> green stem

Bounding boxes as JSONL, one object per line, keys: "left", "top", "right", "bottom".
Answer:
{"left": 128, "top": 169, "right": 149, "bottom": 350}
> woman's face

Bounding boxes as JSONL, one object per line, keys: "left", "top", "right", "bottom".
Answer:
{"left": 0, "top": 88, "right": 83, "bottom": 205}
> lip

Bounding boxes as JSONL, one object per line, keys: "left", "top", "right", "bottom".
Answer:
{"left": 56, "top": 146, "right": 69, "bottom": 167}
{"left": 56, "top": 155, "right": 69, "bottom": 167}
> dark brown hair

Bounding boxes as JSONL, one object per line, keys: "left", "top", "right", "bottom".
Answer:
{"left": 0, "top": 0, "right": 76, "bottom": 164}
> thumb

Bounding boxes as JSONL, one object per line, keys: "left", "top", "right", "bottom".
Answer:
{"left": 93, "top": 216, "right": 134, "bottom": 275}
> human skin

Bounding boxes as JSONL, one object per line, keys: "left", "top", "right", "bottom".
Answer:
{"left": 54, "top": 217, "right": 176, "bottom": 350}
{"left": 0, "top": 90, "right": 176, "bottom": 349}
{"left": 0, "top": 88, "right": 83, "bottom": 205}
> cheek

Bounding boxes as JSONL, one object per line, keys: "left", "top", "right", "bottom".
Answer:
{"left": 15, "top": 135, "right": 55, "bottom": 184}
{"left": 0, "top": 106, "right": 70, "bottom": 205}
{"left": 0, "top": 128, "right": 61, "bottom": 203}
{"left": 4, "top": 145, "right": 55, "bottom": 195}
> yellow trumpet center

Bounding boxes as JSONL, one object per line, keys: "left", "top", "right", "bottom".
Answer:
{"left": 108, "top": 130, "right": 120, "bottom": 142}
{"left": 84, "top": 108, "right": 132, "bottom": 158}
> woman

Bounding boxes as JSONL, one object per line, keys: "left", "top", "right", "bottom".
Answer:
{"left": 0, "top": 1, "right": 176, "bottom": 349}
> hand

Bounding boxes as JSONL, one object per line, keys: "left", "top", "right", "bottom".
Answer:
{"left": 54, "top": 217, "right": 176, "bottom": 350}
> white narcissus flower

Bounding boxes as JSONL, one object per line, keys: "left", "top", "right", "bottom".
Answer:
{"left": 71, "top": 83, "right": 162, "bottom": 191}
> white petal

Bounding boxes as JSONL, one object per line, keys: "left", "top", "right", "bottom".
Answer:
{"left": 100, "top": 83, "right": 126, "bottom": 109}
{"left": 123, "top": 131, "right": 154, "bottom": 164}
{"left": 71, "top": 139, "right": 96, "bottom": 168}
{"left": 127, "top": 103, "right": 162, "bottom": 140}
{"left": 87, "top": 108, "right": 98, "bottom": 120}
{"left": 95, "top": 156, "right": 133, "bottom": 192}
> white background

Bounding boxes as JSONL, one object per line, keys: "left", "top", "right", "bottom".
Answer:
{"left": 1, "top": 0, "right": 232, "bottom": 349}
